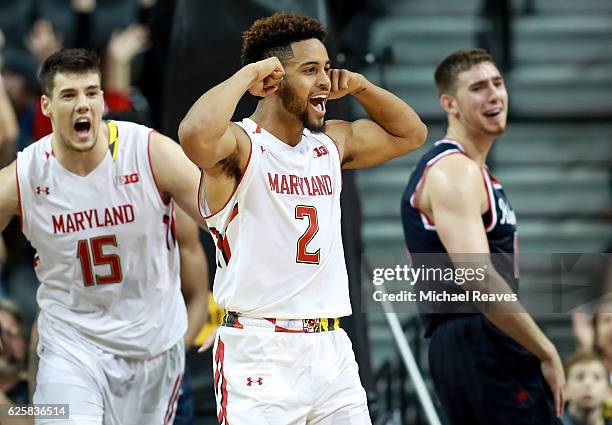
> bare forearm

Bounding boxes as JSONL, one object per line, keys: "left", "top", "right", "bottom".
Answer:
{"left": 184, "top": 290, "right": 208, "bottom": 347}
{"left": 352, "top": 77, "right": 426, "bottom": 141}
{"left": 180, "top": 244, "right": 209, "bottom": 347}
{"left": 465, "top": 266, "right": 556, "bottom": 361}
{"left": 179, "top": 65, "right": 257, "bottom": 143}
{"left": 29, "top": 317, "right": 39, "bottom": 402}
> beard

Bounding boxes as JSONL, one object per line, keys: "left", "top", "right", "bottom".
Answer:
{"left": 280, "top": 81, "right": 326, "bottom": 134}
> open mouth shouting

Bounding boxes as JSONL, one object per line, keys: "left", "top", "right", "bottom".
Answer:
{"left": 309, "top": 94, "right": 328, "bottom": 116}
{"left": 73, "top": 117, "right": 92, "bottom": 140}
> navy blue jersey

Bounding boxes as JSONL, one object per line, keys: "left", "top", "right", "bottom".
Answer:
{"left": 401, "top": 139, "right": 519, "bottom": 336}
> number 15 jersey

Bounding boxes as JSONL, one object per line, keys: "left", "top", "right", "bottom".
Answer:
{"left": 17, "top": 121, "right": 187, "bottom": 359}
{"left": 200, "top": 118, "right": 351, "bottom": 319}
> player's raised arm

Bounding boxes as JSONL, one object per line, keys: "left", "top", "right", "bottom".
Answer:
{"left": 0, "top": 161, "right": 19, "bottom": 232}
{"left": 178, "top": 57, "right": 284, "bottom": 171}
{"left": 148, "top": 131, "right": 207, "bottom": 227}
{"left": 326, "top": 70, "right": 427, "bottom": 169}
{"left": 424, "top": 154, "right": 565, "bottom": 417}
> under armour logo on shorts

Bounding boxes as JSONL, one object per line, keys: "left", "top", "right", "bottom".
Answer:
{"left": 246, "top": 377, "right": 263, "bottom": 386}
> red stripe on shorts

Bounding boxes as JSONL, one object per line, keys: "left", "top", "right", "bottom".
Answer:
{"left": 215, "top": 337, "right": 230, "bottom": 424}
{"left": 164, "top": 373, "right": 184, "bottom": 425}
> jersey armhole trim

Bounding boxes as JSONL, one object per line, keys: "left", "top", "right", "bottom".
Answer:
{"left": 323, "top": 132, "right": 342, "bottom": 166}
{"left": 482, "top": 169, "right": 497, "bottom": 232}
{"left": 411, "top": 150, "right": 465, "bottom": 229}
{"left": 147, "top": 130, "right": 171, "bottom": 207}
{"left": 201, "top": 125, "right": 253, "bottom": 220}
{"left": 323, "top": 132, "right": 343, "bottom": 186}
{"left": 197, "top": 168, "right": 206, "bottom": 220}
{"left": 15, "top": 154, "right": 23, "bottom": 232}
{"left": 412, "top": 166, "right": 435, "bottom": 228}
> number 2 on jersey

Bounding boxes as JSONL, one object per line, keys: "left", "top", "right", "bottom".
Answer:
{"left": 77, "top": 235, "right": 123, "bottom": 286}
{"left": 295, "top": 205, "right": 320, "bottom": 264}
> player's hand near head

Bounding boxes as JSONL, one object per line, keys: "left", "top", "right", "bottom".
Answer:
{"left": 327, "top": 69, "right": 364, "bottom": 100}
{"left": 247, "top": 56, "right": 284, "bottom": 97}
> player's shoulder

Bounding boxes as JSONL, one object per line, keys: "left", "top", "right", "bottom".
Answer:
{"left": 111, "top": 120, "right": 153, "bottom": 138}
{"left": 109, "top": 120, "right": 159, "bottom": 158}
{"left": 427, "top": 152, "right": 481, "bottom": 190}
{"left": 325, "top": 119, "right": 351, "bottom": 144}
{"left": 18, "top": 135, "right": 53, "bottom": 167}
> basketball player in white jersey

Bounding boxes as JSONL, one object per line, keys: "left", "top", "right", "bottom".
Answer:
{"left": 179, "top": 13, "right": 427, "bottom": 424}
{"left": 0, "top": 48, "right": 206, "bottom": 424}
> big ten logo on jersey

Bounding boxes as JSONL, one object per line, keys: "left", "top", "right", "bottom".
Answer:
{"left": 498, "top": 198, "right": 516, "bottom": 226}
{"left": 115, "top": 173, "right": 140, "bottom": 186}
{"left": 313, "top": 145, "right": 329, "bottom": 158}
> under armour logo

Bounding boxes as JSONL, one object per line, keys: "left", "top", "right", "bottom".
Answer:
{"left": 36, "top": 186, "right": 50, "bottom": 195}
{"left": 260, "top": 146, "right": 266, "bottom": 154}
{"left": 246, "top": 377, "right": 263, "bottom": 386}
{"left": 517, "top": 388, "right": 529, "bottom": 405}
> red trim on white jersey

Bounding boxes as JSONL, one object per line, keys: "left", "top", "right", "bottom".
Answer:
{"left": 323, "top": 131, "right": 343, "bottom": 186}
{"left": 323, "top": 132, "right": 342, "bottom": 166}
{"left": 201, "top": 127, "right": 253, "bottom": 220}
{"left": 410, "top": 149, "right": 464, "bottom": 230}
{"left": 197, "top": 169, "right": 206, "bottom": 220}
{"left": 147, "top": 130, "right": 170, "bottom": 206}
{"left": 15, "top": 155, "right": 23, "bottom": 232}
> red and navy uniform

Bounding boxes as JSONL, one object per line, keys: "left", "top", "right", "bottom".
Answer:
{"left": 400, "top": 139, "right": 559, "bottom": 425}
{"left": 401, "top": 139, "right": 518, "bottom": 336}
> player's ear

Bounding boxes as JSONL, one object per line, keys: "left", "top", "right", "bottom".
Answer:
{"left": 440, "top": 94, "right": 457, "bottom": 115}
{"left": 41, "top": 95, "right": 52, "bottom": 118}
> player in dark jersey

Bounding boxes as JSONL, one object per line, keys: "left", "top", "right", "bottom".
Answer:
{"left": 401, "top": 48, "right": 565, "bottom": 424}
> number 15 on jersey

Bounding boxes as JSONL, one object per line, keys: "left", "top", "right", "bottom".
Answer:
{"left": 76, "top": 235, "right": 123, "bottom": 286}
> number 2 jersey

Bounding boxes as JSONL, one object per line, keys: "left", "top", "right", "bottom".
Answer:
{"left": 200, "top": 118, "right": 351, "bottom": 319}
{"left": 16, "top": 121, "right": 187, "bottom": 358}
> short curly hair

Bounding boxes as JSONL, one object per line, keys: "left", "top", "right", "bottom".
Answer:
{"left": 241, "top": 13, "right": 326, "bottom": 66}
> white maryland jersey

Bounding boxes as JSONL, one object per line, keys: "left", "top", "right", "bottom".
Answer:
{"left": 200, "top": 118, "right": 351, "bottom": 319}
{"left": 17, "top": 121, "right": 187, "bottom": 359}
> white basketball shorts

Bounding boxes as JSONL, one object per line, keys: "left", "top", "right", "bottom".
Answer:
{"left": 213, "top": 314, "right": 371, "bottom": 425}
{"left": 33, "top": 336, "right": 184, "bottom": 425}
